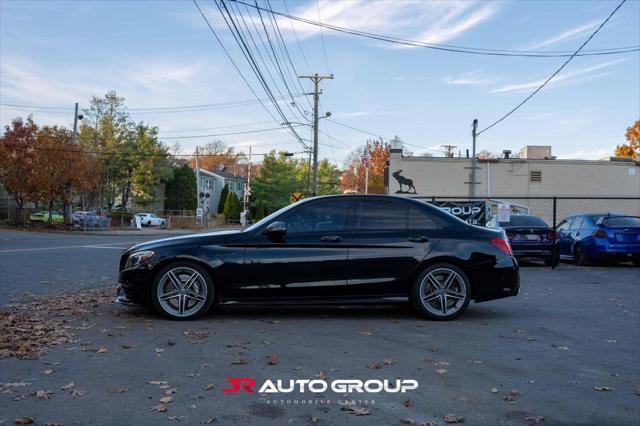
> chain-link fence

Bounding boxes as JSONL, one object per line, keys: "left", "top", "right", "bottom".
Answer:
{"left": 410, "top": 196, "right": 640, "bottom": 230}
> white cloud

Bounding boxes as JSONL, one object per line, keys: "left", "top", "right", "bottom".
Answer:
{"left": 527, "top": 20, "right": 600, "bottom": 50}
{"left": 442, "top": 69, "right": 501, "bottom": 86}
{"left": 275, "top": 0, "right": 499, "bottom": 46}
{"left": 560, "top": 147, "right": 614, "bottom": 160}
{"left": 492, "top": 59, "right": 625, "bottom": 94}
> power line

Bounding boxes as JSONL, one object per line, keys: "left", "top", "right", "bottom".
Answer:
{"left": 315, "top": 0, "right": 331, "bottom": 73}
{"left": 477, "top": 0, "right": 627, "bottom": 135}
{"left": 213, "top": 0, "right": 309, "bottom": 149}
{"left": 230, "top": 0, "right": 639, "bottom": 58}
{"left": 158, "top": 124, "right": 305, "bottom": 139}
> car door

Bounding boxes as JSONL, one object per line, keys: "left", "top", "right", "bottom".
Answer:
{"left": 341, "top": 199, "right": 441, "bottom": 297}
{"left": 231, "top": 199, "right": 352, "bottom": 300}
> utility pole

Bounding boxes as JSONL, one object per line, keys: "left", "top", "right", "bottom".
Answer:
{"left": 364, "top": 143, "right": 369, "bottom": 195}
{"left": 244, "top": 146, "right": 252, "bottom": 213}
{"left": 471, "top": 119, "right": 478, "bottom": 197}
{"left": 66, "top": 102, "right": 81, "bottom": 226}
{"left": 440, "top": 144, "right": 457, "bottom": 158}
{"left": 299, "top": 73, "right": 333, "bottom": 196}
{"left": 195, "top": 146, "right": 201, "bottom": 226}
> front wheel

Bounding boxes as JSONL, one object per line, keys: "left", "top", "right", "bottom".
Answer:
{"left": 151, "top": 261, "right": 215, "bottom": 320}
{"left": 411, "top": 263, "right": 471, "bottom": 321}
{"left": 574, "top": 244, "right": 589, "bottom": 266}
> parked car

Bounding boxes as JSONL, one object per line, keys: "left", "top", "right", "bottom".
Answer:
{"left": 136, "top": 213, "right": 166, "bottom": 227}
{"left": 117, "top": 195, "right": 519, "bottom": 320}
{"left": 487, "top": 214, "right": 559, "bottom": 266}
{"left": 29, "top": 211, "right": 64, "bottom": 223}
{"left": 557, "top": 213, "right": 640, "bottom": 266}
{"left": 73, "top": 211, "right": 111, "bottom": 228}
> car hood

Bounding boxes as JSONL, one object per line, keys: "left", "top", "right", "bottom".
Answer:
{"left": 126, "top": 229, "right": 243, "bottom": 252}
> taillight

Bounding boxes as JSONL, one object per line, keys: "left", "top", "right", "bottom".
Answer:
{"left": 547, "top": 231, "right": 560, "bottom": 240}
{"left": 491, "top": 236, "right": 512, "bottom": 255}
{"left": 592, "top": 230, "right": 607, "bottom": 239}
{"left": 506, "top": 233, "right": 515, "bottom": 240}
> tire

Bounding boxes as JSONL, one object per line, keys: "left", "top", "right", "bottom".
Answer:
{"left": 574, "top": 244, "right": 589, "bottom": 266}
{"left": 151, "top": 261, "right": 215, "bottom": 320}
{"left": 411, "top": 263, "right": 471, "bottom": 321}
{"left": 147, "top": 221, "right": 152, "bottom": 227}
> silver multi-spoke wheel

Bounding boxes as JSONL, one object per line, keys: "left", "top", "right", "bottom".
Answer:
{"left": 156, "top": 266, "right": 209, "bottom": 318}
{"left": 413, "top": 265, "right": 471, "bottom": 320}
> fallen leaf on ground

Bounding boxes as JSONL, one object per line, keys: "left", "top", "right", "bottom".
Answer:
{"left": 403, "top": 399, "right": 415, "bottom": 407}
{"left": 443, "top": 413, "right": 464, "bottom": 423}
{"left": 160, "top": 396, "right": 173, "bottom": 404}
{"left": 359, "top": 331, "right": 374, "bottom": 336}
{"left": 341, "top": 405, "right": 370, "bottom": 416}
{"left": 466, "top": 360, "right": 483, "bottom": 365}
{"left": 32, "top": 390, "right": 54, "bottom": 400}
{"left": 231, "top": 359, "right": 248, "bottom": 365}
{"left": 69, "top": 389, "right": 86, "bottom": 396}
{"left": 151, "top": 403, "right": 168, "bottom": 412}
{"left": 503, "top": 389, "right": 522, "bottom": 402}
{"left": 154, "top": 348, "right": 165, "bottom": 354}
{"left": 310, "top": 416, "right": 320, "bottom": 424}
{"left": 203, "top": 384, "right": 215, "bottom": 391}
{"left": 96, "top": 346, "right": 108, "bottom": 353}
{"left": 168, "top": 416, "right": 186, "bottom": 421}
{"left": 383, "top": 358, "right": 396, "bottom": 365}
{"left": 149, "top": 381, "right": 168, "bottom": 386}
{"left": 165, "top": 388, "right": 177, "bottom": 395}
{"left": 109, "top": 387, "right": 128, "bottom": 393}
{"left": 490, "top": 387, "right": 499, "bottom": 394}
{"left": 60, "top": 383, "right": 74, "bottom": 391}
{"left": 435, "top": 368, "right": 448, "bottom": 374}
{"left": 167, "top": 339, "right": 176, "bottom": 346}
{"left": 266, "top": 355, "right": 279, "bottom": 365}
{"left": 316, "top": 371, "right": 328, "bottom": 380}
{"left": 557, "top": 346, "right": 569, "bottom": 351}
{"left": 367, "top": 362, "right": 383, "bottom": 369}
{"left": 593, "top": 386, "right": 614, "bottom": 392}
{"left": 525, "top": 415, "right": 545, "bottom": 424}
{"left": 200, "top": 419, "right": 217, "bottom": 424}
{"left": 42, "top": 369, "right": 54, "bottom": 375}
{"left": 401, "top": 418, "right": 415, "bottom": 425}
{"left": 14, "top": 417, "right": 35, "bottom": 425}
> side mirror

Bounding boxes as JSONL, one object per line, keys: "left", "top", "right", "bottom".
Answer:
{"left": 262, "top": 221, "right": 287, "bottom": 238}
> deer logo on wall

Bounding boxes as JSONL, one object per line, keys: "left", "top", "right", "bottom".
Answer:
{"left": 392, "top": 170, "right": 416, "bottom": 194}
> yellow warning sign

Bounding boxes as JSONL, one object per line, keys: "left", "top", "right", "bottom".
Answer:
{"left": 290, "top": 192, "right": 304, "bottom": 204}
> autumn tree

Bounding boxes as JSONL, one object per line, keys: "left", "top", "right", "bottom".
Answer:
{"left": 0, "top": 117, "right": 40, "bottom": 223}
{"left": 340, "top": 139, "right": 391, "bottom": 194}
{"left": 190, "top": 140, "right": 247, "bottom": 177}
{"left": 615, "top": 119, "right": 640, "bottom": 160}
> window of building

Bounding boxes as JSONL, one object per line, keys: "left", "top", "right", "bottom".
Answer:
{"left": 529, "top": 170, "right": 542, "bottom": 183}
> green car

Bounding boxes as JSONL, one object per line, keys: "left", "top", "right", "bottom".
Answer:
{"left": 30, "top": 211, "right": 64, "bottom": 223}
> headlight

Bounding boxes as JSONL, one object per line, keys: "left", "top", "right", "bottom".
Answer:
{"left": 125, "top": 250, "right": 155, "bottom": 269}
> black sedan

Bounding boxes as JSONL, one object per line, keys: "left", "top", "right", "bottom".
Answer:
{"left": 117, "top": 195, "right": 519, "bottom": 321}
{"left": 488, "top": 214, "right": 559, "bottom": 266}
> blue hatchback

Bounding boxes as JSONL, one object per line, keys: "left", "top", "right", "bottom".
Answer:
{"left": 557, "top": 214, "right": 640, "bottom": 266}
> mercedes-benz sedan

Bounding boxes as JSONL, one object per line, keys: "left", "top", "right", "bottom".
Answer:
{"left": 117, "top": 195, "right": 519, "bottom": 321}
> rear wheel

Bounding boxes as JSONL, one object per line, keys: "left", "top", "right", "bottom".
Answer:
{"left": 574, "top": 244, "right": 588, "bottom": 266}
{"left": 411, "top": 263, "right": 471, "bottom": 321}
{"left": 151, "top": 261, "right": 214, "bottom": 320}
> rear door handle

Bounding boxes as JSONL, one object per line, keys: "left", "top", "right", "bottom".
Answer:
{"left": 408, "top": 235, "right": 429, "bottom": 243}
{"left": 321, "top": 235, "right": 342, "bottom": 243}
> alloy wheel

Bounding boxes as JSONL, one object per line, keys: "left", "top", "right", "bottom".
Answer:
{"left": 419, "top": 268, "right": 467, "bottom": 317}
{"left": 156, "top": 267, "right": 208, "bottom": 318}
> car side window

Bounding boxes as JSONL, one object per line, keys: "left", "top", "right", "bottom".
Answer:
{"left": 351, "top": 200, "right": 408, "bottom": 231}
{"left": 279, "top": 201, "right": 349, "bottom": 234}
{"left": 408, "top": 206, "right": 439, "bottom": 230}
{"left": 571, "top": 217, "right": 584, "bottom": 230}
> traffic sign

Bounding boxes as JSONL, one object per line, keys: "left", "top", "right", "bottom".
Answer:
{"left": 290, "top": 191, "right": 304, "bottom": 204}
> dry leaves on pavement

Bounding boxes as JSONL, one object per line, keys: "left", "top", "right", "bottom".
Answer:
{"left": 443, "top": 413, "right": 464, "bottom": 423}
{"left": 266, "top": 355, "right": 279, "bottom": 365}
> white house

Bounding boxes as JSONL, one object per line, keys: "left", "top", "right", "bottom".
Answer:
{"left": 198, "top": 166, "right": 246, "bottom": 215}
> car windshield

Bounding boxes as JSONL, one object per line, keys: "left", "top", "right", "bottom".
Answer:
{"left": 598, "top": 216, "right": 640, "bottom": 227}
{"left": 499, "top": 215, "right": 547, "bottom": 227}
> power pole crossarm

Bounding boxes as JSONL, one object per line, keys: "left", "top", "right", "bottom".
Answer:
{"left": 299, "top": 73, "right": 333, "bottom": 196}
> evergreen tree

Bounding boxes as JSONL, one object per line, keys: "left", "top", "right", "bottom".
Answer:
{"left": 223, "top": 191, "right": 241, "bottom": 222}
{"left": 217, "top": 184, "right": 229, "bottom": 214}
{"left": 164, "top": 164, "right": 196, "bottom": 211}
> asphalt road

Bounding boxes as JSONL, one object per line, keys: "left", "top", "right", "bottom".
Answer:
{"left": 1, "top": 229, "right": 639, "bottom": 425}
{"left": 0, "top": 229, "right": 170, "bottom": 306}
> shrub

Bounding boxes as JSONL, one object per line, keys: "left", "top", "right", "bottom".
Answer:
{"left": 218, "top": 184, "right": 229, "bottom": 214}
{"left": 223, "top": 191, "right": 241, "bottom": 222}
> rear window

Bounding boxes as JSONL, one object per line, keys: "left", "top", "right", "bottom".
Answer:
{"left": 500, "top": 215, "right": 548, "bottom": 227}
{"left": 599, "top": 216, "right": 640, "bottom": 227}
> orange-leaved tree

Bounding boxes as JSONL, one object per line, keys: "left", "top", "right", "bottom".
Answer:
{"left": 0, "top": 117, "right": 40, "bottom": 223}
{"left": 615, "top": 119, "right": 639, "bottom": 160}
{"left": 340, "top": 139, "right": 390, "bottom": 194}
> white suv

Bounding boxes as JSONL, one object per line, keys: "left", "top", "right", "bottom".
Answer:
{"left": 136, "top": 213, "right": 166, "bottom": 227}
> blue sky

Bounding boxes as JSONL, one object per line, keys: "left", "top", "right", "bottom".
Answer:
{"left": 1, "top": 0, "right": 639, "bottom": 165}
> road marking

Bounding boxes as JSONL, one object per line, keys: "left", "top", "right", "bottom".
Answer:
{"left": 0, "top": 243, "right": 132, "bottom": 253}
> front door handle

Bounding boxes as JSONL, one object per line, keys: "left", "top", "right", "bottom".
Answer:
{"left": 321, "top": 235, "right": 342, "bottom": 243}
{"left": 408, "top": 235, "right": 429, "bottom": 243}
